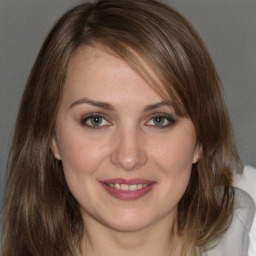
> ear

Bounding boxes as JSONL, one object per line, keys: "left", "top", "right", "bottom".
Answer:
{"left": 192, "top": 144, "right": 202, "bottom": 164}
{"left": 51, "top": 135, "right": 62, "bottom": 160}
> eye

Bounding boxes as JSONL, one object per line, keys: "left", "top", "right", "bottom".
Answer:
{"left": 81, "top": 114, "right": 111, "bottom": 128}
{"left": 145, "top": 114, "right": 176, "bottom": 128}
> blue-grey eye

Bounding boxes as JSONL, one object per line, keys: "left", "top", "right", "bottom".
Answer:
{"left": 152, "top": 116, "right": 166, "bottom": 126}
{"left": 146, "top": 114, "right": 176, "bottom": 128}
{"left": 89, "top": 116, "right": 103, "bottom": 126}
{"left": 81, "top": 115, "right": 109, "bottom": 128}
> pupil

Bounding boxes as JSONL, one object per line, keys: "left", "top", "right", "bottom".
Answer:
{"left": 92, "top": 116, "right": 102, "bottom": 125}
{"left": 154, "top": 117, "right": 164, "bottom": 125}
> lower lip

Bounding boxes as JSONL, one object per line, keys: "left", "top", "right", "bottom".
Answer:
{"left": 100, "top": 183, "right": 156, "bottom": 200}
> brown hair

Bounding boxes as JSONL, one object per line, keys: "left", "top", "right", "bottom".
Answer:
{"left": 1, "top": 0, "right": 242, "bottom": 255}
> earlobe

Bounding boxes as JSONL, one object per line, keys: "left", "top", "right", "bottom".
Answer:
{"left": 192, "top": 144, "right": 202, "bottom": 164}
{"left": 51, "top": 135, "right": 62, "bottom": 160}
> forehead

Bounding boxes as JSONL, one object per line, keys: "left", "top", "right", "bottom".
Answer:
{"left": 63, "top": 45, "right": 163, "bottom": 107}
{"left": 63, "top": 44, "right": 186, "bottom": 117}
{"left": 68, "top": 43, "right": 166, "bottom": 86}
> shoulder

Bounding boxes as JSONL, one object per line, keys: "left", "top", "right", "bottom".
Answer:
{"left": 203, "top": 187, "right": 255, "bottom": 256}
{"left": 234, "top": 187, "right": 255, "bottom": 231}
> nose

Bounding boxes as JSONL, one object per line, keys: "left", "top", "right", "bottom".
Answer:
{"left": 110, "top": 128, "right": 148, "bottom": 171}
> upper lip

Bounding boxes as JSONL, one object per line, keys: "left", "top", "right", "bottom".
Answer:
{"left": 100, "top": 178, "right": 156, "bottom": 185}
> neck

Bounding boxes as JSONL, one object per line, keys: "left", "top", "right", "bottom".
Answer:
{"left": 80, "top": 214, "right": 181, "bottom": 256}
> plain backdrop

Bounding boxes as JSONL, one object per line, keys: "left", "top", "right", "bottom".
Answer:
{"left": 0, "top": 0, "right": 256, "bottom": 207}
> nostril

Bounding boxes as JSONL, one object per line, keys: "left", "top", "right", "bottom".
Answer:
{"left": 110, "top": 148, "right": 148, "bottom": 171}
{"left": 109, "top": 130, "right": 148, "bottom": 170}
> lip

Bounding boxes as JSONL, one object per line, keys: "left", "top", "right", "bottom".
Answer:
{"left": 99, "top": 178, "right": 156, "bottom": 200}
{"left": 101, "top": 178, "right": 154, "bottom": 185}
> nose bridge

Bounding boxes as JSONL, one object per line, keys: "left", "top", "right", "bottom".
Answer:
{"left": 110, "top": 125, "right": 147, "bottom": 171}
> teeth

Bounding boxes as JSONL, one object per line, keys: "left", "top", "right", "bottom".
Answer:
{"left": 108, "top": 183, "right": 148, "bottom": 191}
{"left": 129, "top": 184, "right": 137, "bottom": 191}
{"left": 115, "top": 183, "right": 121, "bottom": 190}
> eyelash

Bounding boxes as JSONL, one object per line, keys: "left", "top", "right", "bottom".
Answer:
{"left": 80, "top": 113, "right": 111, "bottom": 129}
{"left": 145, "top": 113, "right": 176, "bottom": 128}
{"left": 80, "top": 113, "right": 176, "bottom": 129}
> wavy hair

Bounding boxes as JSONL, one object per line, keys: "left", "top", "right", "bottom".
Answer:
{"left": 1, "top": 0, "right": 242, "bottom": 255}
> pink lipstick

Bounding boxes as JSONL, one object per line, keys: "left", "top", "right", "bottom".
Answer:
{"left": 100, "top": 179, "right": 156, "bottom": 200}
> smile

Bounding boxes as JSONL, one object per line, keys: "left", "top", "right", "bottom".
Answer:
{"left": 100, "top": 179, "right": 156, "bottom": 200}
{"left": 106, "top": 183, "right": 148, "bottom": 191}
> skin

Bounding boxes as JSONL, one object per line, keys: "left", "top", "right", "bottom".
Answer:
{"left": 52, "top": 45, "right": 201, "bottom": 256}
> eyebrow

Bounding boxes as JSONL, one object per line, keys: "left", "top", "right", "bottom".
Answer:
{"left": 69, "top": 97, "right": 174, "bottom": 112}
{"left": 143, "top": 101, "right": 174, "bottom": 112}
{"left": 69, "top": 98, "right": 115, "bottom": 111}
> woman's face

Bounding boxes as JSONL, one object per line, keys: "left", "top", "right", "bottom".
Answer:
{"left": 52, "top": 45, "right": 200, "bottom": 232}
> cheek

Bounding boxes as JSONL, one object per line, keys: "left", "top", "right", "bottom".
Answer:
{"left": 155, "top": 136, "right": 195, "bottom": 201}
{"left": 149, "top": 128, "right": 196, "bottom": 196}
{"left": 152, "top": 135, "right": 196, "bottom": 171}
{"left": 57, "top": 130, "right": 110, "bottom": 176}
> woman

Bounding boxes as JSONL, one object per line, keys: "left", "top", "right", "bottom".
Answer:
{"left": 1, "top": 0, "right": 254, "bottom": 255}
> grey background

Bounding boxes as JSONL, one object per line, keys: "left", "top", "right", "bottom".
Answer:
{"left": 0, "top": 0, "right": 255, "bottom": 206}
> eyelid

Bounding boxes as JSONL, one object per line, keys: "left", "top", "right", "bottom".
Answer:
{"left": 144, "top": 112, "right": 176, "bottom": 128}
{"left": 80, "top": 112, "right": 112, "bottom": 128}
{"left": 79, "top": 111, "right": 176, "bottom": 129}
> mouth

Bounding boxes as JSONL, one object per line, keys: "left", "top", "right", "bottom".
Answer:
{"left": 105, "top": 183, "right": 148, "bottom": 191}
{"left": 99, "top": 179, "right": 156, "bottom": 200}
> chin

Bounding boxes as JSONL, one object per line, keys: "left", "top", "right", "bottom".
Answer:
{"left": 105, "top": 218, "right": 151, "bottom": 232}
{"left": 99, "top": 209, "right": 162, "bottom": 232}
